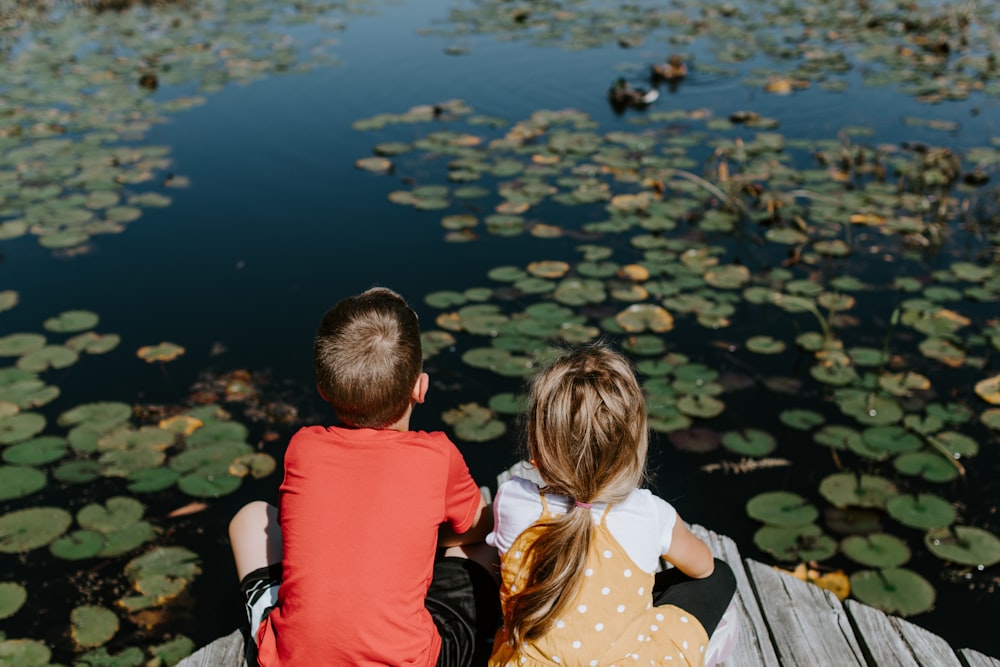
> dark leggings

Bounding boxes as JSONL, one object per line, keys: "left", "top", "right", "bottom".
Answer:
{"left": 652, "top": 557, "right": 736, "bottom": 636}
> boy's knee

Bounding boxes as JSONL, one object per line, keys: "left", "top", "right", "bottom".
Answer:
{"left": 230, "top": 501, "right": 275, "bottom": 538}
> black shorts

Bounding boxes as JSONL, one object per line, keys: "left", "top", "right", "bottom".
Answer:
{"left": 238, "top": 557, "right": 500, "bottom": 667}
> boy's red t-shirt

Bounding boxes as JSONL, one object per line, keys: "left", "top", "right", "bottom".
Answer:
{"left": 255, "top": 425, "right": 482, "bottom": 666}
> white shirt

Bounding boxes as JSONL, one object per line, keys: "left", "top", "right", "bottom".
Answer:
{"left": 486, "top": 476, "right": 679, "bottom": 573}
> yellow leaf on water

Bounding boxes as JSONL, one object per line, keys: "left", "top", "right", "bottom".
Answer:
{"left": 779, "top": 563, "right": 851, "bottom": 601}
{"left": 974, "top": 375, "right": 1000, "bottom": 405}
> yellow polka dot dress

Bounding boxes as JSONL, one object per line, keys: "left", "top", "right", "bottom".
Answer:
{"left": 489, "top": 497, "right": 709, "bottom": 667}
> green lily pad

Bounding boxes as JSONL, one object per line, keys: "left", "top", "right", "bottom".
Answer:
{"left": 925, "top": 526, "right": 1000, "bottom": 567}
{"left": 50, "top": 530, "right": 106, "bottom": 561}
{"left": 850, "top": 568, "right": 935, "bottom": 617}
{"left": 779, "top": 409, "right": 824, "bottom": 431}
{"left": 813, "top": 424, "right": 862, "bottom": 450}
{"left": 2, "top": 436, "right": 67, "bottom": 465}
{"left": 836, "top": 390, "right": 903, "bottom": 425}
{"left": 58, "top": 401, "right": 132, "bottom": 430}
{"left": 720, "top": 429, "right": 776, "bottom": 457}
{"left": 819, "top": 473, "right": 898, "bottom": 509}
{"left": 488, "top": 392, "right": 527, "bottom": 416}
{"left": 0, "top": 465, "right": 46, "bottom": 501}
{"left": 149, "top": 636, "right": 196, "bottom": 666}
{"left": 71, "top": 605, "right": 119, "bottom": 648}
{"left": 54, "top": 460, "right": 103, "bottom": 484}
{"left": 747, "top": 491, "right": 818, "bottom": 527}
{"left": 0, "top": 638, "right": 51, "bottom": 666}
{"left": 929, "top": 431, "right": 978, "bottom": 459}
{"left": 177, "top": 472, "right": 242, "bottom": 498}
{"left": 65, "top": 332, "right": 121, "bottom": 355}
{"left": 614, "top": 303, "right": 674, "bottom": 333}
{"left": 77, "top": 646, "right": 145, "bottom": 667}
{"left": 0, "top": 412, "right": 46, "bottom": 445}
{"left": 185, "top": 421, "right": 249, "bottom": 448}
{"left": 0, "top": 334, "right": 46, "bottom": 357}
{"left": 887, "top": 494, "right": 957, "bottom": 530}
{"left": 16, "top": 345, "right": 79, "bottom": 372}
{"left": 841, "top": 533, "right": 911, "bottom": 568}
{"left": 676, "top": 394, "right": 725, "bottom": 419}
{"left": 746, "top": 335, "right": 785, "bottom": 354}
{"left": 893, "top": 451, "right": 958, "bottom": 483}
{"left": 861, "top": 426, "right": 922, "bottom": 454}
{"left": 982, "top": 408, "right": 1000, "bottom": 430}
{"left": 0, "top": 506, "right": 72, "bottom": 552}
{"left": 98, "top": 521, "right": 157, "bottom": 557}
{"left": 753, "top": 523, "right": 837, "bottom": 562}
{"left": 442, "top": 403, "right": 506, "bottom": 442}
{"left": 621, "top": 335, "right": 667, "bottom": 356}
{"left": 0, "top": 581, "right": 27, "bottom": 620}
{"left": 43, "top": 310, "right": 99, "bottom": 333}
{"left": 78, "top": 497, "right": 145, "bottom": 533}
{"left": 127, "top": 467, "right": 181, "bottom": 494}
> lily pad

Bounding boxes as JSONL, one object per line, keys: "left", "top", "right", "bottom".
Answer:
{"left": 0, "top": 581, "right": 27, "bottom": 620}
{"left": 0, "top": 506, "right": 72, "bottom": 552}
{"left": 72, "top": 605, "right": 120, "bottom": 649}
{"left": 78, "top": 497, "right": 145, "bottom": 533}
{"left": 0, "top": 412, "right": 46, "bottom": 445}
{"left": 893, "top": 451, "right": 958, "bottom": 483}
{"left": 747, "top": 491, "right": 818, "bottom": 527}
{"left": 720, "top": 429, "right": 776, "bottom": 457}
{"left": 779, "top": 409, "right": 824, "bottom": 431}
{"left": 0, "top": 466, "right": 46, "bottom": 501}
{"left": 2, "top": 436, "right": 68, "bottom": 465}
{"left": 850, "top": 568, "right": 935, "bottom": 617}
{"left": 50, "top": 530, "right": 106, "bottom": 561}
{"left": 886, "top": 494, "right": 957, "bottom": 530}
{"left": 0, "top": 334, "right": 46, "bottom": 357}
{"left": 925, "top": 526, "right": 1000, "bottom": 567}
{"left": 753, "top": 523, "right": 837, "bottom": 562}
{"left": 841, "top": 533, "right": 911, "bottom": 568}
{"left": 43, "top": 310, "right": 99, "bottom": 333}
{"left": 819, "top": 473, "right": 897, "bottom": 509}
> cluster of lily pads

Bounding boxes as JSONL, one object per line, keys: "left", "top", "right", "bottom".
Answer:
{"left": 423, "top": 0, "right": 1000, "bottom": 106}
{"left": 0, "top": 0, "right": 356, "bottom": 254}
{"left": 353, "top": 90, "right": 1000, "bottom": 620}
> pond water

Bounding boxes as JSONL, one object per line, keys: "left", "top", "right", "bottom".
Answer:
{"left": 1, "top": 0, "right": 999, "bottom": 663}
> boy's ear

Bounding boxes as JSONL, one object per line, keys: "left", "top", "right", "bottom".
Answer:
{"left": 412, "top": 372, "right": 429, "bottom": 404}
{"left": 315, "top": 382, "right": 327, "bottom": 402}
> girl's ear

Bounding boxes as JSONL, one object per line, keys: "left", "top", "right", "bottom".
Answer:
{"left": 412, "top": 372, "right": 429, "bottom": 404}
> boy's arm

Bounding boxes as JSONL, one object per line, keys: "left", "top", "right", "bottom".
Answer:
{"left": 438, "top": 494, "right": 493, "bottom": 547}
{"left": 662, "top": 515, "right": 715, "bottom": 579}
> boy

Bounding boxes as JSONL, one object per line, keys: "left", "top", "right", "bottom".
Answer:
{"left": 229, "top": 286, "right": 499, "bottom": 666}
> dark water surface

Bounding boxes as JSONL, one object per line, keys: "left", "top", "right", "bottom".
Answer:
{"left": 2, "top": 0, "right": 999, "bottom": 662}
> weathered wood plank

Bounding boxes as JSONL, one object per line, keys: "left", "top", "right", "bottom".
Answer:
{"left": 176, "top": 628, "right": 244, "bottom": 667}
{"left": 747, "top": 559, "right": 867, "bottom": 666}
{"left": 690, "top": 525, "right": 779, "bottom": 667}
{"left": 845, "top": 599, "right": 961, "bottom": 667}
{"left": 959, "top": 649, "right": 1000, "bottom": 667}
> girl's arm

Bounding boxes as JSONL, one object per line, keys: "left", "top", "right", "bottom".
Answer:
{"left": 662, "top": 515, "right": 715, "bottom": 579}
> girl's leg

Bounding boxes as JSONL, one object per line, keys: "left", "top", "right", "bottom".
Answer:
{"left": 652, "top": 557, "right": 736, "bottom": 635}
{"left": 229, "top": 501, "right": 282, "bottom": 580}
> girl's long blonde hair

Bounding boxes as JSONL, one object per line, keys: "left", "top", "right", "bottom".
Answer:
{"left": 505, "top": 342, "right": 649, "bottom": 650}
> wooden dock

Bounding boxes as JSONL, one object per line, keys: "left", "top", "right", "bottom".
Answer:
{"left": 179, "top": 463, "right": 1000, "bottom": 667}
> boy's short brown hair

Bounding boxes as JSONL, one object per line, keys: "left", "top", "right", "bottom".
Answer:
{"left": 313, "top": 287, "right": 423, "bottom": 428}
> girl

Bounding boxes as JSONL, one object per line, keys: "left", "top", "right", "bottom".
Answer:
{"left": 488, "top": 344, "right": 737, "bottom": 667}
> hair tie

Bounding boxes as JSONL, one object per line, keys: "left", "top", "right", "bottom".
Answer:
{"left": 574, "top": 500, "right": 593, "bottom": 509}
